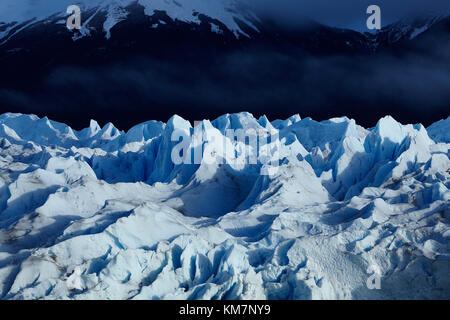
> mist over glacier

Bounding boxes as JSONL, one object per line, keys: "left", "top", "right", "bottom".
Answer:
{"left": 1, "top": 0, "right": 450, "bottom": 129}
{"left": 0, "top": 112, "right": 448, "bottom": 299}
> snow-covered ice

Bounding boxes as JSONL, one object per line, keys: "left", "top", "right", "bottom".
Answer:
{"left": 0, "top": 112, "right": 448, "bottom": 300}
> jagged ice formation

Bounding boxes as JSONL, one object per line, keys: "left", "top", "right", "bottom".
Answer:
{"left": 0, "top": 112, "right": 449, "bottom": 299}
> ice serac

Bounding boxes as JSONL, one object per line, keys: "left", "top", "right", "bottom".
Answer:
{"left": 0, "top": 112, "right": 449, "bottom": 300}
{"left": 280, "top": 116, "right": 369, "bottom": 200}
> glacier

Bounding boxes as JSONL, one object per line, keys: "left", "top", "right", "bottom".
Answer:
{"left": 0, "top": 112, "right": 448, "bottom": 300}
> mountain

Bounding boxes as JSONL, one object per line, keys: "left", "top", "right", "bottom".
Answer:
{"left": 0, "top": 111, "right": 448, "bottom": 299}
{"left": 0, "top": 1, "right": 449, "bottom": 128}
{"left": 1, "top": 1, "right": 448, "bottom": 52}
{"left": 0, "top": 0, "right": 374, "bottom": 60}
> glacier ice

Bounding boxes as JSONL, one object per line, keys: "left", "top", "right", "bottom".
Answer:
{"left": 0, "top": 112, "right": 448, "bottom": 300}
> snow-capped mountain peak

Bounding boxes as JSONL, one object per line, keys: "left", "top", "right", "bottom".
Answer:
{"left": 0, "top": 0, "right": 260, "bottom": 42}
{"left": 0, "top": 112, "right": 448, "bottom": 299}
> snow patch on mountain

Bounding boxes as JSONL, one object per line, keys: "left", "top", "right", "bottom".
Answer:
{"left": 376, "top": 15, "right": 445, "bottom": 44}
{"left": 0, "top": 112, "right": 448, "bottom": 300}
{"left": 0, "top": 0, "right": 259, "bottom": 41}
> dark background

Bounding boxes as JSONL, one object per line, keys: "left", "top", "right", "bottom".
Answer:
{"left": 0, "top": 1, "right": 449, "bottom": 130}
